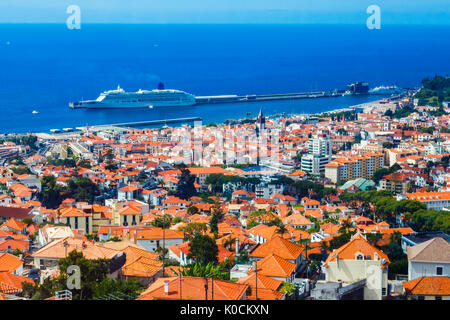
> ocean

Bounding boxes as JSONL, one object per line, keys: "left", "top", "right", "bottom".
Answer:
{"left": 0, "top": 24, "right": 449, "bottom": 133}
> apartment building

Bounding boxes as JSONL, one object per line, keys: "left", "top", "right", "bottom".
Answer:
{"left": 379, "top": 172, "right": 411, "bottom": 194}
{"left": 385, "top": 148, "right": 419, "bottom": 167}
{"left": 405, "top": 191, "right": 450, "bottom": 211}
{"left": 325, "top": 152, "right": 384, "bottom": 183}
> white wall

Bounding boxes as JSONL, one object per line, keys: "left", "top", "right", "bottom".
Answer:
{"left": 408, "top": 261, "right": 450, "bottom": 281}
{"left": 137, "top": 238, "right": 183, "bottom": 253}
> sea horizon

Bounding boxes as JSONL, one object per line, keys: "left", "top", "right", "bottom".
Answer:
{"left": 0, "top": 23, "right": 449, "bottom": 133}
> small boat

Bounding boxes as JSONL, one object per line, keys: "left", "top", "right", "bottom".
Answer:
{"left": 148, "top": 105, "right": 153, "bottom": 109}
{"left": 32, "top": 110, "right": 39, "bottom": 114}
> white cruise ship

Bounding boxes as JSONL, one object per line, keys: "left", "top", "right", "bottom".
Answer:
{"left": 70, "top": 84, "right": 196, "bottom": 109}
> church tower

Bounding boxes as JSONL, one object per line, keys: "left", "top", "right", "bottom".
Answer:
{"left": 256, "top": 108, "right": 266, "bottom": 131}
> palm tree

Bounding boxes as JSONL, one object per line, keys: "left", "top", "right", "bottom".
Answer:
{"left": 276, "top": 223, "right": 287, "bottom": 235}
{"left": 320, "top": 241, "right": 329, "bottom": 253}
{"left": 222, "top": 236, "right": 236, "bottom": 251}
{"left": 339, "top": 219, "right": 353, "bottom": 235}
{"left": 389, "top": 230, "right": 402, "bottom": 245}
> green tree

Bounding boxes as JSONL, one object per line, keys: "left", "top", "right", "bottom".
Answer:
{"left": 366, "top": 233, "right": 383, "bottom": 246}
{"left": 209, "top": 202, "right": 224, "bottom": 236}
{"left": 188, "top": 234, "right": 219, "bottom": 265}
{"left": 57, "top": 250, "right": 110, "bottom": 300}
{"left": 174, "top": 261, "right": 228, "bottom": 280}
{"left": 176, "top": 168, "right": 197, "bottom": 200}
{"left": 67, "top": 177, "right": 101, "bottom": 204}
{"left": 187, "top": 206, "right": 199, "bottom": 215}
{"left": 152, "top": 215, "right": 172, "bottom": 228}
{"left": 93, "top": 278, "right": 144, "bottom": 300}
{"left": 182, "top": 222, "right": 208, "bottom": 241}
{"left": 39, "top": 175, "right": 65, "bottom": 209}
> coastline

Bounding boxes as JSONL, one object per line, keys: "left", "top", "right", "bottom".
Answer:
{"left": 0, "top": 93, "right": 397, "bottom": 136}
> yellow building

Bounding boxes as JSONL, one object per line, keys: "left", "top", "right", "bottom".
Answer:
{"left": 325, "top": 152, "right": 384, "bottom": 183}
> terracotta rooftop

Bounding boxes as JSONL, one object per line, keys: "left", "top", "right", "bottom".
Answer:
{"left": 249, "top": 235, "right": 304, "bottom": 261}
{"left": 31, "top": 237, "right": 121, "bottom": 260}
{"left": 324, "top": 233, "right": 390, "bottom": 268}
{"left": 137, "top": 276, "right": 248, "bottom": 300}
{"left": 403, "top": 276, "right": 450, "bottom": 296}
{"left": 252, "top": 253, "right": 297, "bottom": 278}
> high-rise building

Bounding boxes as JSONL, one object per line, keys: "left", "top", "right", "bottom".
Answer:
{"left": 301, "top": 130, "right": 332, "bottom": 174}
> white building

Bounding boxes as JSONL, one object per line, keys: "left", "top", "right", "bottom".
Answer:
{"left": 323, "top": 233, "right": 390, "bottom": 300}
{"left": 301, "top": 130, "right": 332, "bottom": 174}
{"left": 407, "top": 237, "right": 450, "bottom": 281}
{"left": 406, "top": 191, "right": 450, "bottom": 211}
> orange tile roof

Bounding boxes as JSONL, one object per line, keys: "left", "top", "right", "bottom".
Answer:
{"left": 324, "top": 233, "right": 390, "bottom": 268}
{"left": 0, "top": 271, "right": 34, "bottom": 294}
{"left": 58, "top": 207, "right": 91, "bottom": 218}
{"left": 0, "top": 218, "right": 27, "bottom": 231}
{"left": 0, "top": 253, "right": 23, "bottom": 273}
{"left": 237, "top": 272, "right": 282, "bottom": 291}
{"left": 285, "top": 213, "right": 312, "bottom": 227}
{"left": 245, "top": 287, "right": 284, "bottom": 300}
{"left": 118, "top": 185, "right": 140, "bottom": 192}
{"left": 249, "top": 236, "right": 304, "bottom": 260}
{"left": 31, "top": 237, "right": 121, "bottom": 260}
{"left": 403, "top": 276, "right": 450, "bottom": 296}
{"left": 120, "top": 251, "right": 163, "bottom": 279}
{"left": 406, "top": 191, "right": 450, "bottom": 202}
{"left": 137, "top": 276, "right": 248, "bottom": 300}
{"left": 252, "top": 254, "right": 297, "bottom": 278}
{"left": 118, "top": 205, "right": 141, "bottom": 216}
{"left": 303, "top": 209, "right": 324, "bottom": 219}
{"left": 0, "top": 239, "right": 29, "bottom": 252}
{"left": 135, "top": 228, "right": 184, "bottom": 240}
{"left": 303, "top": 199, "right": 320, "bottom": 206}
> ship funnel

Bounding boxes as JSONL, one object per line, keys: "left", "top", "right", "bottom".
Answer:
{"left": 158, "top": 82, "right": 165, "bottom": 90}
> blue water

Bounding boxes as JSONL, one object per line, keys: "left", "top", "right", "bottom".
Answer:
{"left": 0, "top": 24, "right": 449, "bottom": 133}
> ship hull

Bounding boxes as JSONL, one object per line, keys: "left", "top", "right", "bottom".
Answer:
{"left": 71, "top": 99, "right": 196, "bottom": 109}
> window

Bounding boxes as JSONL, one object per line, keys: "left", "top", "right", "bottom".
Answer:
{"left": 418, "top": 296, "right": 425, "bottom": 300}
{"left": 356, "top": 254, "right": 364, "bottom": 260}
{"left": 435, "top": 296, "right": 442, "bottom": 300}
{"left": 382, "top": 288, "right": 387, "bottom": 296}
{"left": 436, "top": 267, "right": 443, "bottom": 276}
